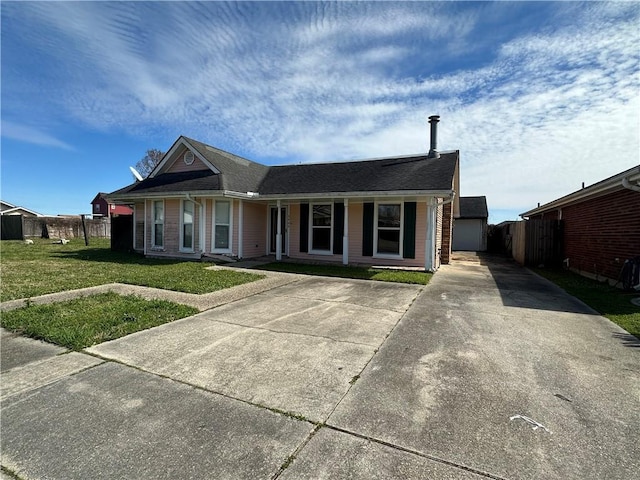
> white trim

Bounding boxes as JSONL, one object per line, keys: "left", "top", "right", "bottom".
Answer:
{"left": 132, "top": 204, "right": 137, "bottom": 250}
{"left": 110, "top": 189, "right": 457, "bottom": 203}
{"left": 201, "top": 198, "right": 206, "bottom": 253}
{"left": 0, "top": 206, "right": 43, "bottom": 217}
{"left": 309, "top": 201, "right": 334, "bottom": 255}
{"left": 373, "top": 201, "right": 404, "bottom": 259}
{"left": 257, "top": 189, "right": 455, "bottom": 201}
{"left": 179, "top": 199, "right": 195, "bottom": 253}
{"left": 151, "top": 199, "right": 165, "bottom": 250}
{"left": 425, "top": 197, "right": 437, "bottom": 272}
{"left": 211, "top": 199, "right": 233, "bottom": 254}
{"left": 276, "top": 200, "right": 282, "bottom": 261}
{"left": 238, "top": 199, "right": 244, "bottom": 259}
{"left": 521, "top": 165, "right": 640, "bottom": 217}
{"left": 268, "top": 204, "right": 289, "bottom": 256}
{"left": 143, "top": 200, "right": 147, "bottom": 255}
{"left": 149, "top": 137, "right": 220, "bottom": 178}
{"left": 343, "top": 199, "right": 349, "bottom": 265}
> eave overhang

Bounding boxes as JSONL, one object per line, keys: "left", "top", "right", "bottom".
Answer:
{"left": 520, "top": 166, "right": 640, "bottom": 219}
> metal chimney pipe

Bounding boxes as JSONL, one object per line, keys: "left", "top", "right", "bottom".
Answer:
{"left": 427, "top": 115, "right": 440, "bottom": 159}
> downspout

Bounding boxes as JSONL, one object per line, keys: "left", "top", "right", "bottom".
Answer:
{"left": 425, "top": 192, "right": 456, "bottom": 273}
{"left": 186, "top": 193, "right": 204, "bottom": 254}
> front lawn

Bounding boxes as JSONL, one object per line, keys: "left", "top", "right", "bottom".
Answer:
{"left": 257, "top": 262, "right": 432, "bottom": 285}
{"left": 534, "top": 268, "right": 640, "bottom": 339}
{"left": 0, "top": 292, "right": 199, "bottom": 350}
{"left": 0, "top": 239, "right": 263, "bottom": 302}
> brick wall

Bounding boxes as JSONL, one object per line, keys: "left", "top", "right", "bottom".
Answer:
{"left": 561, "top": 188, "right": 640, "bottom": 281}
{"left": 441, "top": 200, "right": 453, "bottom": 264}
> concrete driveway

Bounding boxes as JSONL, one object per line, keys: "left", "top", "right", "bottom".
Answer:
{"left": 1, "top": 257, "right": 638, "bottom": 479}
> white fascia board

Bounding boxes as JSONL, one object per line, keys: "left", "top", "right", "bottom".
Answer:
{"left": 149, "top": 137, "right": 220, "bottom": 178}
{"left": 257, "top": 190, "right": 455, "bottom": 201}
{"left": 520, "top": 166, "right": 640, "bottom": 218}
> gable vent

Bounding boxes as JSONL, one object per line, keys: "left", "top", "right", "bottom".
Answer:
{"left": 184, "top": 151, "right": 195, "bottom": 165}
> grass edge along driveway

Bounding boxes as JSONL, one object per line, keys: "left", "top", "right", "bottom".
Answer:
{"left": 0, "top": 239, "right": 263, "bottom": 302}
{"left": 1, "top": 292, "right": 199, "bottom": 350}
{"left": 534, "top": 267, "right": 640, "bottom": 339}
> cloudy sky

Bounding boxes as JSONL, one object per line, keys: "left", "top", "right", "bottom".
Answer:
{"left": 2, "top": 1, "right": 638, "bottom": 222}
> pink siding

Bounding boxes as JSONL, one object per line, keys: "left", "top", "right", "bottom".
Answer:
{"left": 232, "top": 200, "right": 239, "bottom": 255}
{"left": 134, "top": 202, "right": 144, "bottom": 251}
{"left": 287, "top": 200, "right": 428, "bottom": 268}
{"left": 288, "top": 203, "right": 301, "bottom": 257}
{"left": 145, "top": 199, "right": 200, "bottom": 259}
{"left": 166, "top": 148, "right": 212, "bottom": 173}
{"left": 203, "top": 199, "right": 212, "bottom": 252}
{"left": 242, "top": 201, "right": 268, "bottom": 258}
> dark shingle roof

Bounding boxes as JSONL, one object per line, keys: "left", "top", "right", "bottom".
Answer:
{"left": 259, "top": 152, "right": 458, "bottom": 195}
{"left": 109, "top": 137, "right": 458, "bottom": 198}
{"left": 458, "top": 196, "right": 488, "bottom": 219}
{"left": 110, "top": 170, "right": 219, "bottom": 196}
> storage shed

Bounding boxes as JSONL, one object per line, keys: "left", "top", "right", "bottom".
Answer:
{"left": 452, "top": 196, "right": 488, "bottom": 251}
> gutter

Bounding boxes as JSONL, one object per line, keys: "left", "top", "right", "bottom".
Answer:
{"left": 622, "top": 176, "right": 640, "bottom": 193}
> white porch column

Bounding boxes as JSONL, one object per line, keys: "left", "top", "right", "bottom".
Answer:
{"left": 238, "top": 199, "right": 244, "bottom": 259}
{"left": 276, "top": 199, "right": 282, "bottom": 261}
{"left": 425, "top": 197, "right": 437, "bottom": 272}
{"left": 143, "top": 199, "right": 147, "bottom": 256}
{"left": 199, "top": 198, "right": 205, "bottom": 254}
{"left": 342, "top": 199, "right": 349, "bottom": 265}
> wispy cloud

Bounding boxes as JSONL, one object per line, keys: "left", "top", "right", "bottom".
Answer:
{"left": 1, "top": 121, "right": 75, "bottom": 151}
{"left": 2, "top": 1, "right": 638, "bottom": 218}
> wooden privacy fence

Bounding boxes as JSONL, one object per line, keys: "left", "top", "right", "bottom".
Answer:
{"left": 21, "top": 216, "right": 111, "bottom": 239}
{"left": 523, "top": 219, "right": 564, "bottom": 267}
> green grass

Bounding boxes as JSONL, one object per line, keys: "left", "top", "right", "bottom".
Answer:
{"left": 534, "top": 268, "right": 640, "bottom": 339}
{"left": 257, "top": 262, "right": 432, "bottom": 285}
{"left": 0, "top": 238, "right": 263, "bottom": 302}
{"left": 0, "top": 292, "right": 199, "bottom": 350}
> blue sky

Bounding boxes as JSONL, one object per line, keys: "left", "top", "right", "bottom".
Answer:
{"left": 2, "top": 1, "right": 638, "bottom": 223}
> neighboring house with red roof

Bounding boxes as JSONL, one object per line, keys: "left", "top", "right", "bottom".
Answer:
{"left": 452, "top": 196, "right": 488, "bottom": 251}
{"left": 107, "top": 116, "right": 460, "bottom": 271}
{"left": 520, "top": 166, "right": 640, "bottom": 284}
{"left": 91, "top": 193, "right": 133, "bottom": 218}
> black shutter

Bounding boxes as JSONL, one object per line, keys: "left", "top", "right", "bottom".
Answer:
{"left": 333, "top": 203, "right": 344, "bottom": 255}
{"left": 403, "top": 202, "right": 416, "bottom": 259}
{"left": 362, "top": 202, "right": 374, "bottom": 257}
{"left": 300, "top": 203, "right": 309, "bottom": 253}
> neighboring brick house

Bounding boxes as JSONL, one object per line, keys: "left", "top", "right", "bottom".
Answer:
{"left": 520, "top": 166, "right": 640, "bottom": 283}
{"left": 107, "top": 116, "right": 460, "bottom": 272}
{"left": 452, "top": 196, "right": 488, "bottom": 251}
{"left": 91, "top": 193, "right": 133, "bottom": 218}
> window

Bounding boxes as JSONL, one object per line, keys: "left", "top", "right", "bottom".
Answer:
{"left": 213, "top": 200, "right": 231, "bottom": 251}
{"left": 310, "top": 203, "right": 332, "bottom": 252}
{"left": 181, "top": 200, "right": 194, "bottom": 251}
{"left": 153, "top": 200, "right": 164, "bottom": 248}
{"left": 376, "top": 203, "right": 402, "bottom": 256}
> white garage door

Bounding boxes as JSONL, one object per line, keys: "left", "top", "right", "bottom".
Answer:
{"left": 452, "top": 219, "right": 483, "bottom": 251}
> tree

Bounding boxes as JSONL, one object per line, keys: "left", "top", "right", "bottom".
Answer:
{"left": 135, "top": 148, "right": 165, "bottom": 178}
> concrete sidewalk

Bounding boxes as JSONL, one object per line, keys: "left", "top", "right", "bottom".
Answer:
{"left": 2, "top": 256, "right": 638, "bottom": 479}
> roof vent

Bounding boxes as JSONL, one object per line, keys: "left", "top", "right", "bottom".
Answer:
{"left": 427, "top": 115, "right": 440, "bottom": 159}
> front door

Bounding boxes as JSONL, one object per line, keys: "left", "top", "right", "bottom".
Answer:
{"left": 269, "top": 207, "right": 287, "bottom": 254}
